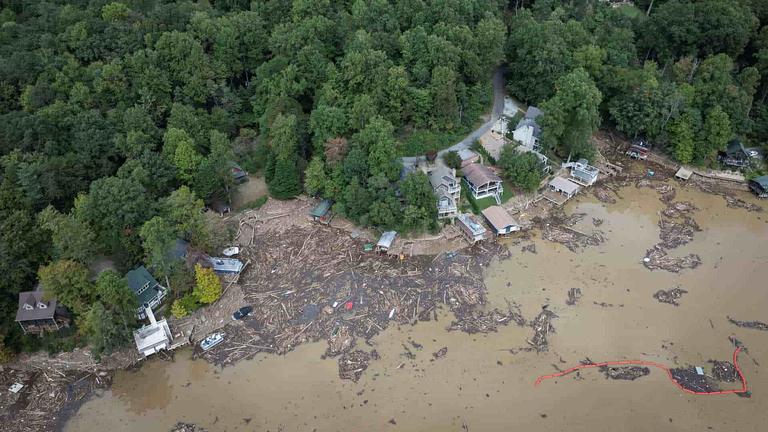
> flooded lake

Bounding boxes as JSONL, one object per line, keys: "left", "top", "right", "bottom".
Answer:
{"left": 65, "top": 185, "right": 768, "bottom": 432}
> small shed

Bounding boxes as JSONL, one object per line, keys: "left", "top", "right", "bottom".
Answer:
{"left": 458, "top": 148, "right": 480, "bottom": 167}
{"left": 457, "top": 213, "right": 487, "bottom": 244}
{"left": 309, "top": 199, "right": 334, "bottom": 224}
{"left": 549, "top": 177, "right": 580, "bottom": 198}
{"left": 376, "top": 231, "right": 397, "bottom": 253}
{"left": 210, "top": 257, "right": 244, "bottom": 274}
{"left": 133, "top": 307, "right": 172, "bottom": 358}
{"left": 749, "top": 175, "right": 768, "bottom": 198}
{"left": 482, "top": 206, "right": 520, "bottom": 236}
{"left": 675, "top": 167, "right": 693, "bottom": 181}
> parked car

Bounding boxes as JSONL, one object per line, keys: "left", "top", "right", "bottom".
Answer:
{"left": 200, "top": 333, "right": 225, "bottom": 351}
{"left": 748, "top": 149, "right": 760, "bottom": 158}
{"left": 232, "top": 305, "right": 253, "bottom": 320}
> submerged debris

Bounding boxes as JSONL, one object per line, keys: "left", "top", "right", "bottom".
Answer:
{"left": 521, "top": 243, "right": 537, "bottom": 254}
{"left": 662, "top": 201, "right": 698, "bottom": 218}
{"left": 592, "top": 187, "right": 617, "bottom": 204}
{"left": 658, "top": 217, "right": 700, "bottom": 249}
{"left": 447, "top": 304, "right": 525, "bottom": 334}
{"left": 636, "top": 180, "right": 676, "bottom": 202}
{"left": 592, "top": 218, "right": 603, "bottom": 227}
{"left": 599, "top": 365, "right": 650, "bottom": 381}
{"left": 325, "top": 325, "right": 355, "bottom": 357}
{"left": 670, "top": 367, "right": 719, "bottom": 393}
{"left": 528, "top": 309, "right": 558, "bottom": 352}
{"left": 727, "top": 317, "right": 768, "bottom": 331}
{"left": 170, "top": 424, "right": 208, "bottom": 432}
{"left": 432, "top": 347, "right": 448, "bottom": 359}
{"left": 725, "top": 196, "right": 763, "bottom": 213}
{"left": 643, "top": 245, "right": 702, "bottom": 273}
{"left": 566, "top": 288, "right": 583, "bottom": 306}
{"left": 653, "top": 287, "right": 689, "bottom": 306}
{"left": 338, "top": 350, "right": 374, "bottom": 382}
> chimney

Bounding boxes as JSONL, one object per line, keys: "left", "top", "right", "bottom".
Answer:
{"left": 145, "top": 306, "right": 157, "bottom": 326}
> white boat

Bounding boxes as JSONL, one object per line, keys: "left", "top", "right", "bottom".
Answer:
{"left": 200, "top": 333, "right": 225, "bottom": 351}
{"left": 222, "top": 246, "right": 240, "bottom": 257}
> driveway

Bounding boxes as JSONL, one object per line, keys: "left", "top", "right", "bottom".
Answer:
{"left": 402, "top": 66, "right": 506, "bottom": 164}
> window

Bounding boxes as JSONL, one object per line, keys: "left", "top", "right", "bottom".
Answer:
{"left": 37, "top": 302, "right": 47, "bottom": 309}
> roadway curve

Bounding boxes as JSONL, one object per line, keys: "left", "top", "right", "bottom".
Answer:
{"left": 401, "top": 66, "right": 506, "bottom": 164}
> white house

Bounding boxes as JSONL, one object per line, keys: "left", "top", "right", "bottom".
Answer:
{"left": 567, "top": 159, "right": 599, "bottom": 186}
{"left": 428, "top": 165, "right": 461, "bottom": 219}
{"left": 512, "top": 106, "right": 543, "bottom": 150}
{"left": 457, "top": 213, "right": 487, "bottom": 244}
{"left": 549, "top": 176, "right": 581, "bottom": 199}
{"left": 462, "top": 163, "right": 503, "bottom": 200}
{"left": 133, "top": 307, "right": 172, "bottom": 358}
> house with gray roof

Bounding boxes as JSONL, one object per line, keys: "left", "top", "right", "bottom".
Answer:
{"left": 749, "top": 175, "right": 768, "bottom": 198}
{"left": 512, "top": 106, "right": 543, "bottom": 151}
{"left": 428, "top": 165, "right": 461, "bottom": 220}
{"left": 15, "top": 290, "right": 70, "bottom": 334}
{"left": 127, "top": 266, "right": 168, "bottom": 320}
{"left": 462, "top": 163, "right": 503, "bottom": 201}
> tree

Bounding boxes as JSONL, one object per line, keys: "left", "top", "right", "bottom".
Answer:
{"left": 193, "top": 264, "right": 221, "bottom": 304}
{"left": 162, "top": 186, "right": 209, "bottom": 247}
{"left": 357, "top": 116, "right": 400, "bottom": 181}
{"left": 304, "top": 156, "right": 327, "bottom": 197}
{"left": 430, "top": 66, "right": 459, "bottom": 129}
{"left": 269, "top": 157, "right": 302, "bottom": 199}
{"left": 668, "top": 113, "right": 695, "bottom": 164}
{"left": 400, "top": 172, "right": 437, "bottom": 232}
{"left": 699, "top": 106, "right": 732, "bottom": 164}
{"left": 83, "top": 271, "right": 138, "bottom": 359}
{"left": 442, "top": 151, "right": 462, "bottom": 169}
{"left": 38, "top": 206, "right": 97, "bottom": 265}
{"left": 139, "top": 217, "right": 178, "bottom": 278}
{"left": 540, "top": 68, "right": 602, "bottom": 159}
{"left": 498, "top": 145, "right": 543, "bottom": 192}
{"left": 37, "top": 260, "right": 94, "bottom": 315}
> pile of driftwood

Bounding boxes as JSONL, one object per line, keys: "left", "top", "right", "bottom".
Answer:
{"left": 536, "top": 211, "right": 605, "bottom": 252}
{"left": 727, "top": 316, "right": 768, "bottom": 331}
{"left": 527, "top": 309, "right": 558, "bottom": 352}
{"left": 643, "top": 245, "right": 702, "bottom": 273}
{"left": 725, "top": 196, "right": 763, "bottom": 212}
{"left": 661, "top": 201, "right": 697, "bottom": 218}
{"left": 447, "top": 305, "right": 525, "bottom": 334}
{"left": 709, "top": 360, "right": 739, "bottom": 382}
{"left": 338, "top": 350, "right": 378, "bottom": 382}
{"left": 636, "top": 179, "right": 676, "bottom": 202}
{"left": 653, "top": 287, "right": 688, "bottom": 306}
{"left": 658, "top": 215, "right": 700, "bottom": 249}
{"left": 170, "top": 423, "right": 208, "bottom": 432}
{"left": 0, "top": 367, "right": 111, "bottom": 432}
{"left": 592, "top": 186, "right": 618, "bottom": 204}
{"left": 599, "top": 365, "right": 650, "bottom": 381}
{"left": 197, "top": 225, "right": 511, "bottom": 371}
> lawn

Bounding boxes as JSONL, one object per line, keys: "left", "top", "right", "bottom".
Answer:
{"left": 464, "top": 181, "right": 514, "bottom": 213}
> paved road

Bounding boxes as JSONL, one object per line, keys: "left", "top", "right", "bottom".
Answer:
{"left": 402, "top": 66, "right": 506, "bottom": 164}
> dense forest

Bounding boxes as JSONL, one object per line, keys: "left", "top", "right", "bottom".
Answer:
{"left": 1, "top": 0, "right": 767, "bottom": 359}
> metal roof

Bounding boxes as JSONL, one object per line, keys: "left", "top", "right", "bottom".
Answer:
{"left": 310, "top": 199, "right": 333, "bottom": 217}
{"left": 482, "top": 206, "right": 519, "bottom": 231}
{"left": 549, "top": 177, "right": 580, "bottom": 195}
{"left": 126, "top": 266, "right": 161, "bottom": 306}
{"left": 675, "top": 167, "right": 693, "bottom": 180}
{"left": 210, "top": 257, "right": 244, "bottom": 273}
{"left": 457, "top": 213, "right": 487, "bottom": 236}
{"left": 751, "top": 175, "right": 768, "bottom": 189}
{"left": 377, "top": 231, "right": 397, "bottom": 249}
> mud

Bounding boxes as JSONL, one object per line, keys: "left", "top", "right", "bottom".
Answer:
{"left": 63, "top": 183, "right": 768, "bottom": 432}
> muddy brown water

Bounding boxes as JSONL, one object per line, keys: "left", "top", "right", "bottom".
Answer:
{"left": 65, "top": 185, "right": 768, "bottom": 432}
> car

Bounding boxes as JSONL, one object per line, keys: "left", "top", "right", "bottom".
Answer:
{"left": 748, "top": 150, "right": 760, "bottom": 158}
{"left": 200, "top": 333, "right": 224, "bottom": 351}
{"left": 232, "top": 305, "right": 253, "bottom": 320}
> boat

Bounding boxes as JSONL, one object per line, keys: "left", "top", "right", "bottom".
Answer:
{"left": 222, "top": 246, "right": 240, "bottom": 257}
{"left": 200, "top": 332, "right": 225, "bottom": 351}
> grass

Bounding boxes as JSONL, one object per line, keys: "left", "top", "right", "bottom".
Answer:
{"left": 617, "top": 4, "right": 643, "bottom": 19}
{"left": 240, "top": 195, "right": 268, "bottom": 210}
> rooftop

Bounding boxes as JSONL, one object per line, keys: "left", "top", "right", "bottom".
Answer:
{"left": 126, "top": 266, "right": 161, "bottom": 306}
{"left": 549, "top": 176, "right": 580, "bottom": 195}
{"left": 310, "top": 199, "right": 333, "bottom": 218}
{"left": 675, "top": 167, "right": 693, "bottom": 180}
{"left": 457, "top": 213, "right": 487, "bottom": 236}
{"left": 428, "top": 165, "right": 457, "bottom": 190}
{"left": 133, "top": 319, "right": 171, "bottom": 351}
{"left": 482, "top": 206, "right": 519, "bottom": 231}
{"left": 16, "top": 291, "right": 57, "bottom": 322}
{"left": 525, "top": 106, "right": 543, "bottom": 120}
{"left": 377, "top": 231, "right": 397, "bottom": 249}
{"left": 457, "top": 148, "right": 478, "bottom": 161}
{"left": 751, "top": 175, "right": 768, "bottom": 189}
{"left": 463, "top": 163, "right": 502, "bottom": 186}
{"left": 210, "top": 257, "right": 244, "bottom": 273}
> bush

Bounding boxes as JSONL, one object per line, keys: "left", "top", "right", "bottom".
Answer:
{"left": 193, "top": 264, "right": 222, "bottom": 304}
{"left": 443, "top": 151, "right": 462, "bottom": 169}
{"left": 498, "top": 144, "right": 544, "bottom": 192}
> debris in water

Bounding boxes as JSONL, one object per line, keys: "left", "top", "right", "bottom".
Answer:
{"left": 592, "top": 218, "right": 603, "bottom": 227}
{"left": 432, "top": 347, "right": 448, "bottom": 359}
{"left": 653, "top": 287, "right": 689, "bottom": 306}
{"left": 709, "top": 360, "right": 739, "bottom": 382}
{"left": 170, "top": 423, "right": 208, "bottom": 432}
{"left": 643, "top": 245, "right": 701, "bottom": 273}
{"left": 592, "top": 187, "right": 617, "bottom": 204}
{"left": 521, "top": 243, "right": 537, "bottom": 254}
{"left": 566, "top": 288, "right": 582, "bottom": 306}
{"left": 527, "top": 308, "right": 558, "bottom": 352}
{"left": 727, "top": 317, "right": 768, "bottom": 331}
{"left": 599, "top": 365, "right": 650, "bottom": 380}
{"left": 338, "top": 350, "right": 374, "bottom": 382}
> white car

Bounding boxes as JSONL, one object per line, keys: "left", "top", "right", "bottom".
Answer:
{"left": 748, "top": 150, "right": 760, "bottom": 158}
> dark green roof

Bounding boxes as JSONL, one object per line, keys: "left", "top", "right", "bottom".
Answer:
{"left": 126, "top": 266, "right": 160, "bottom": 306}
{"left": 310, "top": 199, "right": 333, "bottom": 217}
{"left": 752, "top": 175, "right": 768, "bottom": 189}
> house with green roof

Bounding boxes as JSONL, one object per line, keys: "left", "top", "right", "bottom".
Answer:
{"left": 126, "top": 266, "right": 168, "bottom": 320}
{"left": 749, "top": 175, "right": 768, "bottom": 199}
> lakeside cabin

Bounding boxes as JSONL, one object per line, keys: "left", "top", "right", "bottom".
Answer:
{"left": 749, "top": 175, "right": 768, "bottom": 198}
{"left": 15, "top": 290, "right": 71, "bottom": 335}
{"left": 309, "top": 199, "right": 334, "bottom": 224}
{"left": 428, "top": 165, "right": 461, "bottom": 220}
{"left": 544, "top": 176, "right": 581, "bottom": 206}
{"left": 127, "top": 266, "right": 168, "bottom": 320}
{"left": 462, "top": 163, "right": 503, "bottom": 200}
{"left": 718, "top": 140, "right": 751, "bottom": 168}
{"left": 457, "top": 213, "right": 487, "bottom": 244}
{"left": 133, "top": 307, "right": 172, "bottom": 358}
{"left": 482, "top": 206, "right": 520, "bottom": 236}
{"left": 376, "top": 231, "right": 397, "bottom": 253}
{"left": 568, "top": 159, "right": 599, "bottom": 186}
